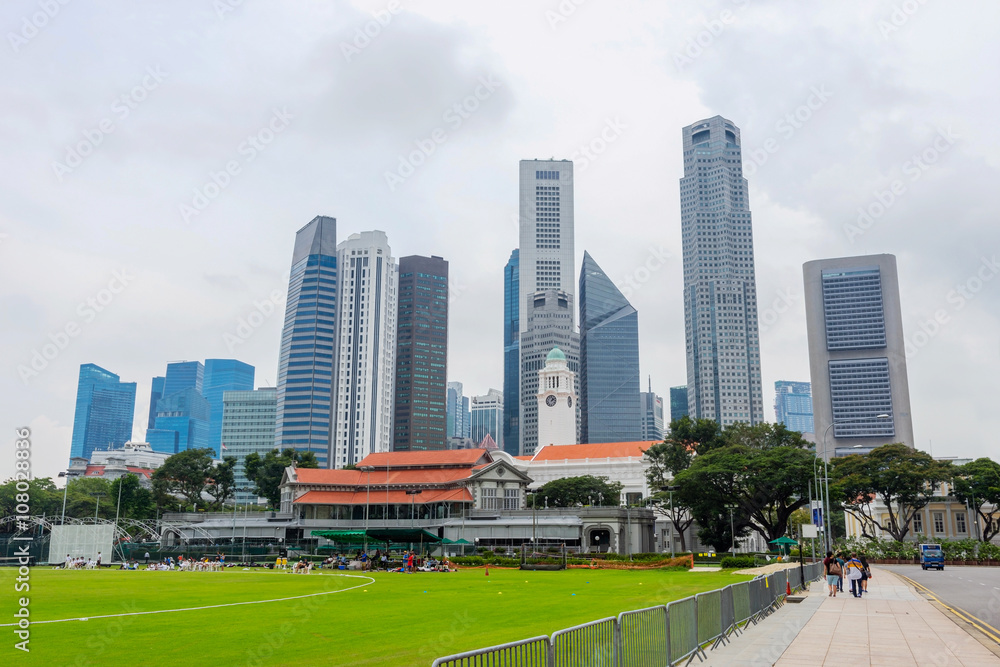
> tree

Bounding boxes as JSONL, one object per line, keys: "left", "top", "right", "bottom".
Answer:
{"left": 151, "top": 448, "right": 216, "bottom": 510}
{"left": 64, "top": 477, "right": 115, "bottom": 519}
{"left": 205, "top": 456, "right": 237, "bottom": 509}
{"left": 244, "top": 448, "right": 320, "bottom": 509}
{"left": 108, "top": 474, "right": 155, "bottom": 520}
{"left": 952, "top": 458, "right": 1000, "bottom": 542}
{"left": 830, "top": 443, "right": 952, "bottom": 542}
{"left": 674, "top": 422, "right": 815, "bottom": 548}
{"left": 527, "top": 475, "right": 623, "bottom": 508}
{"left": 0, "top": 477, "right": 62, "bottom": 519}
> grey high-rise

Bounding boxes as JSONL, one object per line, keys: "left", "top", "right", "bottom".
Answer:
{"left": 803, "top": 254, "right": 914, "bottom": 457}
{"left": 518, "top": 159, "right": 579, "bottom": 455}
{"left": 679, "top": 116, "right": 763, "bottom": 426}
{"left": 274, "top": 216, "right": 338, "bottom": 467}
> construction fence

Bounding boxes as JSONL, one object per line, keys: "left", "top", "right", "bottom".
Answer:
{"left": 432, "top": 561, "right": 824, "bottom": 667}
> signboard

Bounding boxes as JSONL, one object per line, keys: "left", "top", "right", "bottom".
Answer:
{"left": 801, "top": 524, "right": 819, "bottom": 538}
{"left": 811, "top": 500, "right": 824, "bottom": 528}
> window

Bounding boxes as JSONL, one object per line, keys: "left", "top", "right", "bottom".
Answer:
{"left": 912, "top": 512, "right": 923, "bottom": 534}
{"left": 481, "top": 487, "right": 499, "bottom": 511}
{"left": 933, "top": 512, "right": 945, "bottom": 534}
{"left": 957, "top": 512, "right": 967, "bottom": 534}
{"left": 503, "top": 488, "right": 519, "bottom": 510}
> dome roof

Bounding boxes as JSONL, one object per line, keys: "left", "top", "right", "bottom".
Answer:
{"left": 546, "top": 347, "right": 566, "bottom": 362}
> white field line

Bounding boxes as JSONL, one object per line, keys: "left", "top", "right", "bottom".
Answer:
{"left": 0, "top": 573, "right": 375, "bottom": 626}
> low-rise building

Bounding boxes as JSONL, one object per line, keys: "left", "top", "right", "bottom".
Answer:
{"left": 67, "top": 441, "right": 171, "bottom": 488}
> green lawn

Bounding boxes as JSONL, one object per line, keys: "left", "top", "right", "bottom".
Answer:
{"left": 2, "top": 566, "right": 749, "bottom": 666}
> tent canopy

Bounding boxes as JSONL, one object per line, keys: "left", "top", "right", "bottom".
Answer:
{"left": 311, "top": 528, "right": 442, "bottom": 544}
{"left": 769, "top": 536, "right": 799, "bottom": 545}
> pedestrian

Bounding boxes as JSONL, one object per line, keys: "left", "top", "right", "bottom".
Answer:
{"left": 144, "top": 551, "right": 150, "bottom": 564}
{"left": 836, "top": 552, "right": 846, "bottom": 592}
{"left": 846, "top": 553, "right": 865, "bottom": 597}
{"left": 859, "top": 552, "right": 871, "bottom": 593}
{"left": 96, "top": 552, "right": 102, "bottom": 568}
{"left": 823, "top": 551, "right": 841, "bottom": 597}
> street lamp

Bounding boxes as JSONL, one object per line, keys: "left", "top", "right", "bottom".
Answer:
{"left": 359, "top": 466, "right": 375, "bottom": 552}
{"left": 727, "top": 505, "right": 737, "bottom": 557}
{"left": 57, "top": 471, "right": 70, "bottom": 525}
{"left": 406, "top": 490, "right": 423, "bottom": 529}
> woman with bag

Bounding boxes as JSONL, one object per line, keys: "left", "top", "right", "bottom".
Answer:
{"left": 859, "top": 552, "right": 871, "bottom": 594}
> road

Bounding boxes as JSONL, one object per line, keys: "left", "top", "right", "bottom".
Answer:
{"left": 881, "top": 564, "right": 1000, "bottom": 641}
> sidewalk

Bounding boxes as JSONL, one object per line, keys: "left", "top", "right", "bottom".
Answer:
{"left": 704, "top": 568, "right": 1000, "bottom": 666}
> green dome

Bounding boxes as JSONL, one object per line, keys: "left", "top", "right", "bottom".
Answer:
{"left": 546, "top": 347, "right": 566, "bottom": 362}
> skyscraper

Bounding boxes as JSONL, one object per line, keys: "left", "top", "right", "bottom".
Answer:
{"left": 333, "top": 231, "right": 398, "bottom": 467}
{"left": 669, "top": 386, "right": 689, "bottom": 422}
{"left": 274, "top": 215, "right": 339, "bottom": 467}
{"left": 640, "top": 384, "right": 665, "bottom": 442}
{"left": 147, "top": 376, "right": 164, "bottom": 430}
{"left": 70, "top": 363, "right": 136, "bottom": 461}
{"left": 803, "top": 254, "right": 914, "bottom": 456}
{"left": 518, "top": 159, "right": 579, "bottom": 455}
{"left": 578, "top": 251, "right": 642, "bottom": 443}
{"left": 502, "top": 249, "right": 520, "bottom": 456}
{"left": 204, "top": 359, "right": 255, "bottom": 457}
{"left": 470, "top": 389, "right": 504, "bottom": 449}
{"left": 147, "top": 388, "right": 210, "bottom": 454}
{"left": 221, "top": 387, "right": 277, "bottom": 503}
{"left": 446, "top": 381, "right": 465, "bottom": 439}
{"left": 774, "top": 381, "right": 815, "bottom": 434}
{"left": 393, "top": 255, "right": 449, "bottom": 451}
{"left": 680, "top": 116, "right": 764, "bottom": 426}
{"left": 162, "top": 360, "right": 203, "bottom": 396}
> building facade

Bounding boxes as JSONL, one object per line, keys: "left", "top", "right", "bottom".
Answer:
{"left": 679, "top": 116, "right": 764, "bottom": 427}
{"left": 147, "top": 376, "right": 164, "bottom": 430}
{"left": 579, "top": 251, "right": 642, "bottom": 443}
{"left": 803, "top": 254, "right": 914, "bottom": 457}
{"left": 333, "top": 231, "right": 398, "bottom": 467}
{"left": 470, "top": 389, "right": 504, "bottom": 450}
{"left": 146, "top": 387, "right": 210, "bottom": 454}
{"left": 221, "top": 388, "right": 278, "bottom": 503}
{"left": 204, "top": 359, "right": 255, "bottom": 457}
{"left": 774, "top": 381, "right": 814, "bottom": 434}
{"left": 70, "top": 363, "right": 137, "bottom": 462}
{"left": 536, "top": 347, "right": 577, "bottom": 448}
{"left": 502, "top": 249, "right": 520, "bottom": 457}
{"left": 640, "top": 386, "right": 665, "bottom": 442}
{"left": 274, "top": 215, "right": 339, "bottom": 467}
{"left": 669, "top": 386, "right": 688, "bottom": 423}
{"left": 393, "top": 255, "right": 449, "bottom": 451}
{"left": 446, "top": 381, "right": 466, "bottom": 439}
{"left": 518, "top": 159, "right": 579, "bottom": 457}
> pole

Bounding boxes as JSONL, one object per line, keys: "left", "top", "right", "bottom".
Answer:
{"left": 729, "top": 507, "right": 736, "bottom": 557}
{"left": 365, "top": 468, "right": 371, "bottom": 553}
{"left": 60, "top": 476, "right": 69, "bottom": 525}
{"left": 669, "top": 489, "right": 675, "bottom": 559}
{"left": 241, "top": 493, "right": 249, "bottom": 562}
{"left": 114, "top": 480, "right": 124, "bottom": 562}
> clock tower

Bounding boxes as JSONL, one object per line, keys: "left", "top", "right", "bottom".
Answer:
{"left": 536, "top": 347, "right": 577, "bottom": 447}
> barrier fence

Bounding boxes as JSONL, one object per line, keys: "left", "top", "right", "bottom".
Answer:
{"left": 432, "top": 562, "right": 825, "bottom": 667}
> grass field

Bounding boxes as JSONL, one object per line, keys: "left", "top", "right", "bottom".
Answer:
{"left": 1, "top": 566, "right": 750, "bottom": 666}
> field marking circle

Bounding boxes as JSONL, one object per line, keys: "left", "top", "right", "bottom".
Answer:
{"left": 0, "top": 573, "right": 375, "bottom": 627}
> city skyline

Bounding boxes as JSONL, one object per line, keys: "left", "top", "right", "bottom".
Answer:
{"left": 5, "top": 2, "right": 998, "bottom": 484}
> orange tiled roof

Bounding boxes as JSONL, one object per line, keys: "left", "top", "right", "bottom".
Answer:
{"left": 294, "top": 488, "right": 473, "bottom": 505}
{"left": 294, "top": 467, "right": 476, "bottom": 486}
{"left": 530, "top": 441, "right": 657, "bottom": 462}
{"left": 358, "top": 449, "right": 492, "bottom": 468}
{"left": 85, "top": 465, "right": 153, "bottom": 478}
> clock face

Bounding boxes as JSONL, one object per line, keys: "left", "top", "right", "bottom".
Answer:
{"left": 545, "top": 395, "right": 557, "bottom": 407}
{"left": 567, "top": 396, "right": 573, "bottom": 408}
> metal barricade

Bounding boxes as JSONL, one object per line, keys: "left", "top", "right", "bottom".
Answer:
{"left": 695, "top": 589, "right": 725, "bottom": 649}
{"left": 618, "top": 605, "right": 669, "bottom": 667}
{"left": 432, "top": 635, "right": 551, "bottom": 667}
{"left": 719, "top": 584, "right": 739, "bottom": 639}
{"left": 667, "top": 596, "right": 704, "bottom": 666}
{"left": 774, "top": 570, "right": 787, "bottom": 606}
{"left": 747, "top": 577, "right": 765, "bottom": 623}
{"left": 551, "top": 617, "right": 618, "bottom": 667}
{"left": 731, "top": 581, "right": 751, "bottom": 628}
{"left": 788, "top": 566, "right": 801, "bottom": 592}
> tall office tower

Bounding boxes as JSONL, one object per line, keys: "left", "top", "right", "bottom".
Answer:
{"left": 640, "top": 382, "right": 665, "bottom": 441}
{"left": 518, "top": 159, "right": 578, "bottom": 455}
{"left": 536, "top": 348, "right": 577, "bottom": 447}
{"left": 774, "top": 381, "right": 815, "bottom": 434}
{"left": 502, "top": 249, "right": 520, "bottom": 456}
{"left": 393, "top": 255, "right": 449, "bottom": 451}
{"left": 203, "top": 359, "right": 255, "bottom": 457}
{"left": 462, "top": 396, "right": 471, "bottom": 438}
{"left": 221, "top": 387, "right": 277, "bottom": 503}
{"left": 579, "top": 251, "right": 642, "bottom": 443}
{"left": 470, "top": 389, "right": 504, "bottom": 449}
{"left": 146, "top": 388, "right": 211, "bottom": 454}
{"left": 162, "top": 360, "right": 203, "bottom": 396}
{"left": 680, "top": 116, "right": 764, "bottom": 426}
{"left": 333, "top": 231, "right": 398, "bottom": 467}
{"left": 147, "top": 376, "right": 164, "bottom": 429}
{"left": 446, "top": 381, "right": 465, "bottom": 438}
{"left": 803, "top": 254, "right": 914, "bottom": 456}
{"left": 669, "top": 386, "right": 689, "bottom": 422}
{"left": 519, "top": 290, "right": 580, "bottom": 455}
{"left": 70, "top": 363, "right": 137, "bottom": 461}
{"left": 274, "top": 216, "right": 338, "bottom": 467}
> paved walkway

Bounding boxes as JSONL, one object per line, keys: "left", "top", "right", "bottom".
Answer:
{"left": 704, "top": 568, "right": 1000, "bottom": 666}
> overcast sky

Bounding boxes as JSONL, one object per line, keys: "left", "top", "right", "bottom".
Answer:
{"left": 3, "top": 0, "right": 998, "bottom": 484}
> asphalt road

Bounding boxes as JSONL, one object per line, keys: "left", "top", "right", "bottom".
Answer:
{"left": 881, "top": 564, "right": 1000, "bottom": 635}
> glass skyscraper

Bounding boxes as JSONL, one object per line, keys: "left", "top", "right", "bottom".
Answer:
{"left": 470, "top": 389, "right": 504, "bottom": 448}
{"left": 640, "top": 385, "right": 664, "bottom": 442}
{"left": 669, "top": 386, "right": 689, "bottom": 422}
{"left": 147, "top": 376, "right": 164, "bottom": 429}
{"left": 393, "top": 255, "right": 449, "bottom": 451}
{"left": 147, "top": 387, "right": 211, "bottom": 454}
{"left": 446, "top": 381, "right": 465, "bottom": 439}
{"left": 502, "top": 249, "right": 520, "bottom": 456}
{"left": 162, "top": 361, "right": 203, "bottom": 397}
{"left": 579, "top": 251, "right": 642, "bottom": 443}
{"left": 221, "top": 388, "right": 277, "bottom": 503}
{"left": 680, "top": 116, "right": 764, "bottom": 426}
{"left": 274, "top": 215, "right": 339, "bottom": 467}
{"left": 203, "top": 359, "right": 255, "bottom": 457}
{"left": 774, "top": 381, "right": 814, "bottom": 434}
{"left": 69, "top": 363, "right": 136, "bottom": 461}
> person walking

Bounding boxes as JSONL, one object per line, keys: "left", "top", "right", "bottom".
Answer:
{"left": 836, "top": 552, "right": 846, "bottom": 592}
{"left": 823, "top": 551, "right": 841, "bottom": 597}
{"left": 846, "top": 553, "right": 865, "bottom": 597}
{"left": 858, "top": 552, "right": 871, "bottom": 593}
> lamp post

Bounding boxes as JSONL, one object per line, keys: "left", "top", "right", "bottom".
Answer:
{"left": 728, "top": 505, "right": 736, "bottom": 557}
{"left": 821, "top": 413, "right": 890, "bottom": 551}
{"left": 359, "top": 466, "right": 374, "bottom": 552}
{"left": 58, "top": 471, "right": 70, "bottom": 525}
